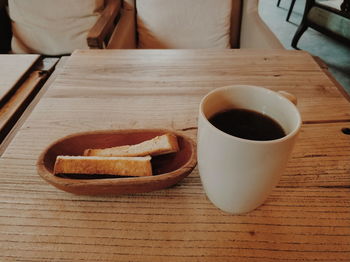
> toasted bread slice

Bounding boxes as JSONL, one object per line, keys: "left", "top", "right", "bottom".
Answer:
{"left": 54, "top": 155, "right": 152, "bottom": 177}
{"left": 84, "top": 133, "right": 179, "bottom": 157}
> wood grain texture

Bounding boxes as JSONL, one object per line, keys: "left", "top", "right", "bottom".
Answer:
{"left": 0, "top": 71, "right": 44, "bottom": 140}
{"left": 0, "top": 49, "right": 349, "bottom": 261}
{"left": 0, "top": 57, "right": 59, "bottom": 153}
{"left": 0, "top": 54, "right": 39, "bottom": 102}
{"left": 0, "top": 159, "right": 349, "bottom": 262}
{"left": 0, "top": 57, "right": 66, "bottom": 156}
{"left": 45, "top": 49, "right": 350, "bottom": 122}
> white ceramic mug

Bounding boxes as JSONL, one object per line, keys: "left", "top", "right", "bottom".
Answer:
{"left": 197, "top": 85, "right": 301, "bottom": 214}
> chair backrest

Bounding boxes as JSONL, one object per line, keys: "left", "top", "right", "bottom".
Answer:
{"left": 9, "top": 0, "right": 104, "bottom": 55}
{"left": 134, "top": 0, "right": 242, "bottom": 49}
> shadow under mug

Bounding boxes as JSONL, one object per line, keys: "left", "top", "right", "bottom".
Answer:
{"left": 197, "top": 85, "right": 302, "bottom": 214}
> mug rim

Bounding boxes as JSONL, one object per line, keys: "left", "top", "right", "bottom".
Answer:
{"left": 199, "top": 85, "right": 302, "bottom": 144}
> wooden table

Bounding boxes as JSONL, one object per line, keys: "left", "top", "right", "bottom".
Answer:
{"left": 1, "top": 49, "right": 350, "bottom": 261}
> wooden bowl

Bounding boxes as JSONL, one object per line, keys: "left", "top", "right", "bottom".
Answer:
{"left": 37, "top": 129, "right": 197, "bottom": 195}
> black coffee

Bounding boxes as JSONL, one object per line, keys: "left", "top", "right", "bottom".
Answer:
{"left": 209, "top": 108, "right": 285, "bottom": 141}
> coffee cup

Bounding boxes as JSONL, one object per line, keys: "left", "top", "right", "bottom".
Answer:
{"left": 197, "top": 85, "right": 301, "bottom": 214}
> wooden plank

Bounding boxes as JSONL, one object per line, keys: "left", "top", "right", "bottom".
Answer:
{"left": 2, "top": 121, "right": 349, "bottom": 187}
{"left": 0, "top": 158, "right": 349, "bottom": 262}
{"left": 283, "top": 122, "right": 350, "bottom": 187}
{"left": 0, "top": 57, "right": 66, "bottom": 156}
{"left": 0, "top": 57, "right": 59, "bottom": 150}
{"left": 0, "top": 71, "right": 44, "bottom": 139}
{"left": 312, "top": 55, "right": 350, "bottom": 103}
{"left": 46, "top": 49, "right": 350, "bottom": 123}
{"left": 0, "top": 54, "right": 39, "bottom": 102}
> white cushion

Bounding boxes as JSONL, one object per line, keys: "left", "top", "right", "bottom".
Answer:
{"left": 317, "top": 0, "right": 342, "bottom": 10}
{"left": 9, "top": 0, "right": 104, "bottom": 55}
{"left": 136, "top": 0, "right": 232, "bottom": 49}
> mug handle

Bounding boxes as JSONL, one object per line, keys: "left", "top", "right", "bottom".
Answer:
{"left": 278, "top": 91, "right": 297, "bottom": 105}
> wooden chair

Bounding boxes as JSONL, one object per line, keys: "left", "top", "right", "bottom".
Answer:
{"left": 108, "top": 0, "right": 284, "bottom": 49}
{"left": 0, "top": 0, "right": 121, "bottom": 55}
{"left": 292, "top": 0, "right": 350, "bottom": 49}
{"left": 87, "top": 0, "right": 122, "bottom": 49}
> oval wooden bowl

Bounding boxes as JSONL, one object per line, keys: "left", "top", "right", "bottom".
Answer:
{"left": 37, "top": 129, "right": 197, "bottom": 195}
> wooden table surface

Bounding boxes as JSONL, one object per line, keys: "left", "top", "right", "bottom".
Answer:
{"left": 0, "top": 49, "right": 350, "bottom": 261}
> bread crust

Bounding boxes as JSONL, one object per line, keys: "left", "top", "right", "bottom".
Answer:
{"left": 84, "top": 133, "right": 179, "bottom": 157}
{"left": 54, "top": 156, "right": 152, "bottom": 177}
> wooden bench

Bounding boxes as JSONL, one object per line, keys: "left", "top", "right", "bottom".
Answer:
{"left": 0, "top": 55, "right": 59, "bottom": 154}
